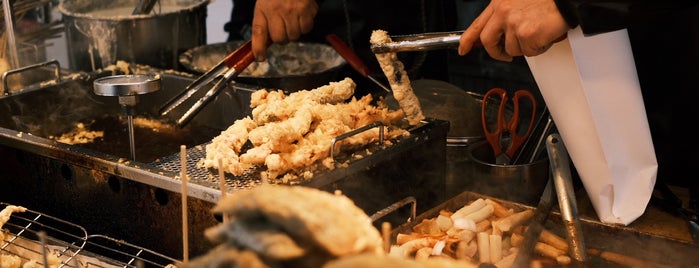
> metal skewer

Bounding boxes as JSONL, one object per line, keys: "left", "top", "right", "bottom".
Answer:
{"left": 370, "top": 31, "right": 465, "bottom": 53}
{"left": 547, "top": 133, "right": 587, "bottom": 263}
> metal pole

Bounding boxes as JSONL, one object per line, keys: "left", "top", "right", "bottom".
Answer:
{"left": 2, "top": 0, "right": 21, "bottom": 68}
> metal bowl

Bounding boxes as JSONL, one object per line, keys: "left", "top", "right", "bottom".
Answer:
{"left": 179, "top": 41, "right": 346, "bottom": 91}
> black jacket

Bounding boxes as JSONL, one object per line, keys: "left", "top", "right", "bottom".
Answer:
{"left": 554, "top": 0, "right": 697, "bottom": 34}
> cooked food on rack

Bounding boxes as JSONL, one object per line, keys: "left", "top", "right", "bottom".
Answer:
{"left": 185, "top": 184, "right": 384, "bottom": 268}
{"left": 0, "top": 205, "right": 62, "bottom": 268}
{"left": 198, "top": 77, "right": 409, "bottom": 182}
{"left": 370, "top": 29, "right": 425, "bottom": 126}
{"left": 390, "top": 198, "right": 573, "bottom": 267}
{"left": 0, "top": 205, "right": 26, "bottom": 242}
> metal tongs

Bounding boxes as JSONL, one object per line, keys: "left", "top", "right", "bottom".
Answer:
{"left": 370, "top": 30, "right": 474, "bottom": 53}
{"left": 159, "top": 40, "right": 259, "bottom": 128}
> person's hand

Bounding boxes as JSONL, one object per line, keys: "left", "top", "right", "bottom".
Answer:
{"left": 251, "top": 0, "right": 319, "bottom": 61}
{"left": 458, "top": 0, "right": 569, "bottom": 62}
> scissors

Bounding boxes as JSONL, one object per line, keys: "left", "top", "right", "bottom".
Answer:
{"left": 481, "top": 88, "right": 537, "bottom": 165}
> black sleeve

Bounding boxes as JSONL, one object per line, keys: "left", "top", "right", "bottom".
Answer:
{"left": 553, "top": 0, "right": 698, "bottom": 35}
{"left": 225, "top": 0, "right": 255, "bottom": 41}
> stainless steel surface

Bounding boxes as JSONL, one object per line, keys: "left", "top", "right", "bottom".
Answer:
{"left": 370, "top": 31, "right": 462, "bottom": 53}
{"left": 547, "top": 133, "right": 587, "bottom": 262}
{"left": 58, "top": 0, "right": 208, "bottom": 71}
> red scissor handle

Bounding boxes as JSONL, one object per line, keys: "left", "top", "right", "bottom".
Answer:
{"left": 482, "top": 88, "right": 508, "bottom": 157}
{"left": 481, "top": 88, "right": 537, "bottom": 160}
{"left": 505, "top": 90, "right": 537, "bottom": 158}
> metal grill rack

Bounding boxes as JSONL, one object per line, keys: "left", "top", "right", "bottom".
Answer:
{"left": 152, "top": 121, "right": 394, "bottom": 191}
{"left": 153, "top": 142, "right": 262, "bottom": 191}
{"left": 0, "top": 202, "right": 87, "bottom": 268}
{"left": 0, "top": 203, "right": 179, "bottom": 268}
{"left": 81, "top": 235, "right": 179, "bottom": 268}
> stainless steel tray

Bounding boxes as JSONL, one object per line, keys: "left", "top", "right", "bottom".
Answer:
{"left": 391, "top": 191, "right": 699, "bottom": 267}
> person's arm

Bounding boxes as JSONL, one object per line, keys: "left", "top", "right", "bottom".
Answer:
{"left": 458, "top": 0, "right": 569, "bottom": 62}
{"left": 458, "top": 0, "right": 697, "bottom": 62}
{"left": 555, "top": 0, "right": 697, "bottom": 35}
{"left": 251, "top": 0, "right": 319, "bottom": 61}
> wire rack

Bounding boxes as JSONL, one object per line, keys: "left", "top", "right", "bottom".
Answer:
{"left": 81, "top": 235, "right": 179, "bottom": 268}
{"left": 0, "top": 203, "right": 179, "bottom": 268}
{"left": 0, "top": 202, "right": 87, "bottom": 268}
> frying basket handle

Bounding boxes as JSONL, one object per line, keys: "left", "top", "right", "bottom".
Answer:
{"left": 369, "top": 196, "right": 417, "bottom": 223}
{"left": 330, "top": 121, "right": 384, "bottom": 161}
{"left": 2, "top": 59, "right": 61, "bottom": 95}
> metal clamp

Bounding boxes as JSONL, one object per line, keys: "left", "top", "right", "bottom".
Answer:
{"left": 330, "top": 121, "right": 384, "bottom": 161}
{"left": 2, "top": 59, "right": 61, "bottom": 95}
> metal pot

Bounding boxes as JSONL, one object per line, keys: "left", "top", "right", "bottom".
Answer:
{"left": 179, "top": 41, "right": 346, "bottom": 91}
{"left": 467, "top": 140, "right": 549, "bottom": 205}
{"left": 58, "top": 0, "right": 208, "bottom": 72}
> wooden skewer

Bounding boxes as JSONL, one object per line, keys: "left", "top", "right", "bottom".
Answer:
{"left": 382, "top": 221, "right": 392, "bottom": 253}
{"left": 217, "top": 158, "right": 229, "bottom": 223}
{"left": 37, "top": 230, "right": 48, "bottom": 268}
{"left": 180, "top": 145, "right": 189, "bottom": 263}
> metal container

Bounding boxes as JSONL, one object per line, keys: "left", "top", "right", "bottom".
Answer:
{"left": 58, "top": 0, "right": 208, "bottom": 72}
{"left": 467, "top": 140, "right": 549, "bottom": 205}
{"left": 391, "top": 191, "right": 699, "bottom": 267}
{"left": 179, "top": 41, "right": 346, "bottom": 91}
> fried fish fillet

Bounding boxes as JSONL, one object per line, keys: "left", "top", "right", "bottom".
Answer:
{"left": 370, "top": 30, "right": 425, "bottom": 126}
{"left": 213, "top": 184, "right": 383, "bottom": 257}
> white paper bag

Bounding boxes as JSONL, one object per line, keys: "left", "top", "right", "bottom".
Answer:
{"left": 525, "top": 27, "right": 657, "bottom": 225}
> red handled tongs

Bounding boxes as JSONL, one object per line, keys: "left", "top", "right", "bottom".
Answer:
{"left": 159, "top": 40, "right": 258, "bottom": 128}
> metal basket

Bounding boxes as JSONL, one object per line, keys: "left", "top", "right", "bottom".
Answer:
{"left": 0, "top": 202, "right": 87, "bottom": 268}
{"left": 0, "top": 203, "right": 179, "bottom": 268}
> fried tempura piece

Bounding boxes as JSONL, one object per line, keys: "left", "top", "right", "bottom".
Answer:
{"left": 251, "top": 77, "right": 356, "bottom": 124}
{"left": 204, "top": 216, "right": 306, "bottom": 260}
{"left": 0, "top": 205, "right": 26, "bottom": 242}
{"left": 370, "top": 30, "right": 425, "bottom": 125}
{"left": 199, "top": 117, "right": 257, "bottom": 175}
{"left": 213, "top": 184, "right": 383, "bottom": 257}
{"left": 201, "top": 77, "right": 408, "bottom": 180}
